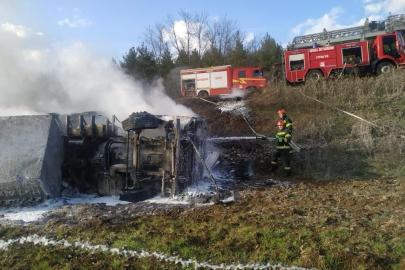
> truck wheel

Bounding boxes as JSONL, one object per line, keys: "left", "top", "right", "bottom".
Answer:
{"left": 377, "top": 62, "right": 394, "bottom": 75}
{"left": 306, "top": 70, "right": 323, "bottom": 83}
{"left": 198, "top": 91, "right": 209, "bottom": 97}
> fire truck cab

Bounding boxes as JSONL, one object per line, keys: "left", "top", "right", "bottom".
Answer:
{"left": 370, "top": 31, "right": 405, "bottom": 73}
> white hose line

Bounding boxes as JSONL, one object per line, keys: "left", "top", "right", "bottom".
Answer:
{"left": 0, "top": 234, "right": 317, "bottom": 270}
{"left": 195, "top": 97, "right": 266, "bottom": 137}
{"left": 298, "top": 89, "right": 405, "bottom": 138}
{"left": 298, "top": 89, "right": 379, "bottom": 127}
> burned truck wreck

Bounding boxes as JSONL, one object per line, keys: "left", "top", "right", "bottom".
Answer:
{"left": 0, "top": 112, "right": 206, "bottom": 202}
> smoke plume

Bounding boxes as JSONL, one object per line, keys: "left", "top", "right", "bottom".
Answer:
{"left": 0, "top": 23, "right": 193, "bottom": 120}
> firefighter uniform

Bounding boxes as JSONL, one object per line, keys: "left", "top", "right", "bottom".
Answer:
{"left": 281, "top": 115, "right": 293, "bottom": 134}
{"left": 349, "top": 57, "right": 360, "bottom": 77}
{"left": 271, "top": 126, "right": 292, "bottom": 176}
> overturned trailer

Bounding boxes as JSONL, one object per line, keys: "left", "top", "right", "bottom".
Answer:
{"left": 0, "top": 112, "right": 206, "bottom": 202}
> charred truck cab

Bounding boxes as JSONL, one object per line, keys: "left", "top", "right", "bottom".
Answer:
{"left": 285, "top": 13, "right": 405, "bottom": 83}
{"left": 0, "top": 112, "right": 206, "bottom": 202}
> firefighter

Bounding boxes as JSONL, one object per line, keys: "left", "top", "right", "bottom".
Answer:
{"left": 271, "top": 120, "right": 292, "bottom": 176}
{"left": 349, "top": 56, "right": 360, "bottom": 78}
{"left": 278, "top": 109, "right": 293, "bottom": 134}
{"left": 272, "top": 65, "right": 281, "bottom": 84}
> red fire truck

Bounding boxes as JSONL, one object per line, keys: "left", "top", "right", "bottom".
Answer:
{"left": 180, "top": 65, "right": 268, "bottom": 97}
{"left": 285, "top": 14, "right": 405, "bottom": 83}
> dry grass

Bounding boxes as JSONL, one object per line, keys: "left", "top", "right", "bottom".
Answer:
{"left": 245, "top": 71, "right": 405, "bottom": 179}
{"left": 176, "top": 72, "right": 405, "bottom": 179}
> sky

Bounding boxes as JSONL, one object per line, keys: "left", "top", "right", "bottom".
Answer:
{"left": 1, "top": 0, "right": 404, "bottom": 60}
{"left": 0, "top": 0, "right": 404, "bottom": 116}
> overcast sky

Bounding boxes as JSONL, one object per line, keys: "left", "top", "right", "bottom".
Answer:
{"left": 1, "top": 0, "right": 404, "bottom": 61}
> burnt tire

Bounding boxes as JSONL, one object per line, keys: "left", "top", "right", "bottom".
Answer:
{"left": 377, "top": 62, "right": 394, "bottom": 75}
{"left": 198, "top": 91, "right": 209, "bottom": 97}
{"left": 122, "top": 111, "right": 159, "bottom": 131}
{"left": 306, "top": 70, "right": 323, "bottom": 83}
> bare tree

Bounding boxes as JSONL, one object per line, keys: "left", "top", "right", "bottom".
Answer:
{"left": 141, "top": 11, "right": 243, "bottom": 69}
{"left": 166, "top": 15, "right": 183, "bottom": 55}
{"left": 178, "top": 10, "right": 193, "bottom": 57}
{"left": 190, "top": 11, "right": 209, "bottom": 57}
{"left": 206, "top": 16, "right": 238, "bottom": 56}
{"left": 245, "top": 35, "right": 260, "bottom": 66}
{"left": 143, "top": 22, "right": 168, "bottom": 64}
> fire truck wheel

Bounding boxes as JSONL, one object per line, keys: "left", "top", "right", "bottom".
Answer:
{"left": 198, "top": 91, "right": 209, "bottom": 97}
{"left": 377, "top": 62, "right": 394, "bottom": 75}
{"left": 306, "top": 70, "right": 323, "bottom": 83}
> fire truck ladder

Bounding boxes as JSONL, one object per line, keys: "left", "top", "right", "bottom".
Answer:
{"left": 290, "top": 14, "right": 405, "bottom": 50}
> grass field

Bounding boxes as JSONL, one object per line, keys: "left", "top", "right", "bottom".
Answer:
{"left": 1, "top": 73, "right": 405, "bottom": 270}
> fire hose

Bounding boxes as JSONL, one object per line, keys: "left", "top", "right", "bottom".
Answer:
{"left": 195, "top": 97, "right": 301, "bottom": 152}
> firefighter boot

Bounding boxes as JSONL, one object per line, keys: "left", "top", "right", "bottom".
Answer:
{"left": 284, "top": 168, "right": 291, "bottom": 176}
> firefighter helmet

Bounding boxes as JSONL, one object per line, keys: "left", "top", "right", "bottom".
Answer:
{"left": 278, "top": 109, "right": 286, "bottom": 114}
{"left": 277, "top": 120, "right": 285, "bottom": 126}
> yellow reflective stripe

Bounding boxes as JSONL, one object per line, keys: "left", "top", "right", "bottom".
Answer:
{"left": 285, "top": 167, "right": 291, "bottom": 170}
{"left": 277, "top": 146, "right": 291, "bottom": 149}
{"left": 285, "top": 134, "right": 291, "bottom": 138}
{"left": 286, "top": 123, "right": 292, "bottom": 127}
{"left": 271, "top": 161, "right": 277, "bottom": 164}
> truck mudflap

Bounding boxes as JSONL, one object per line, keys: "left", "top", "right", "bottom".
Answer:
{"left": 0, "top": 115, "right": 64, "bottom": 201}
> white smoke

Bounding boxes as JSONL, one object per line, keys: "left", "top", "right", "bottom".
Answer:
{"left": 0, "top": 23, "right": 194, "bottom": 120}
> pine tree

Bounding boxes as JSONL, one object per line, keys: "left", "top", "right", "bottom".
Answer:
{"left": 257, "top": 33, "right": 283, "bottom": 68}
{"left": 189, "top": 49, "right": 202, "bottom": 68}
{"left": 175, "top": 49, "right": 189, "bottom": 67}
{"left": 228, "top": 31, "right": 246, "bottom": 67}
{"left": 201, "top": 45, "right": 223, "bottom": 66}
{"left": 120, "top": 44, "right": 158, "bottom": 82}
{"left": 159, "top": 47, "right": 175, "bottom": 78}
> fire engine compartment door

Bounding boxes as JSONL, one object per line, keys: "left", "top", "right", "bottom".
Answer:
{"left": 210, "top": 71, "right": 228, "bottom": 89}
{"left": 181, "top": 74, "right": 196, "bottom": 92}
{"left": 196, "top": 73, "right": 210, "bottom": 91}
{"left": 341, "top": 45, "right": 368, "bottom": 66}
{"left": 288, "top": 53, "right": 306, "bottom": 81}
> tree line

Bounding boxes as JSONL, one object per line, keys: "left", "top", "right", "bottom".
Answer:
{"left": 119, "top": 10, "right": 283, "bottom": 98}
